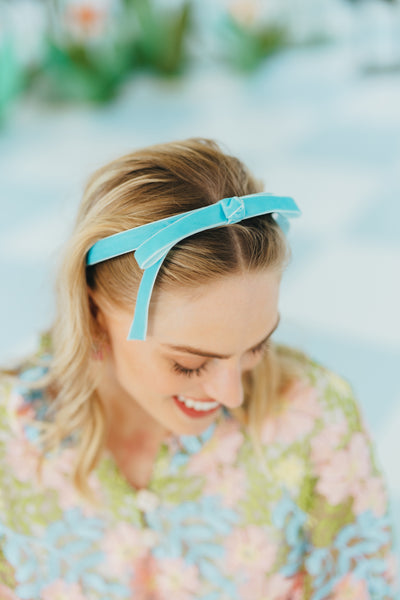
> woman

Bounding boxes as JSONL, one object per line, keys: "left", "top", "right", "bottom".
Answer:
{"left": 0, "top": 138, "right": 397, "bottom": 599}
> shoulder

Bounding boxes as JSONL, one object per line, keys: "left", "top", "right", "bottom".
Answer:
{"left": 0, "top": 358, "right": 52, "bottom": 478}
{"left": 255, "top": 349, "right": 398, "bottom": 600}
{"left": 262, "top": 346, "right": 364, "bottom": 447}
{"left": 0, "top": 373, "right": 15, "bottom": 437}
{"left": 0, "top": 334, "right": 53, "bottom": 429}
{"left": 265, "top": 347, "right": 391, "bottom": 516}
{"left": 276, "top": 343, "right": 357, "bottom": 404}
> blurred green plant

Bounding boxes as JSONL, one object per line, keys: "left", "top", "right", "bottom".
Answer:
{"left": 124, "top": 0, "right": 192, "bottom": 75}
{"left": 31, "top": 0, "right": 192, "bottom": 103}
{"left": 219, "top": 2, "right": 290, "bottom": 71}
{"left": 0, "top": 0, "right": 25, "bottom": 126}
{"left": 0, "top": 0, "right": 302, "bottom": 113}
{"left": 32, "top": 1, "right": 132, "bottom": 103}
{"left": 0, "top": 33, "right": 22, "bottom": 124}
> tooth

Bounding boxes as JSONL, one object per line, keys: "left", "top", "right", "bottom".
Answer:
{"left": 176, "top": 395, "right": 219, "bottom": 411}
{"left": 203, "top": 402, "right": 217, "bottom": 409}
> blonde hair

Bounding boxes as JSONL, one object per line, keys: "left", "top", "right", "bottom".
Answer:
{"left": 39, "top": 138, "right": 305, "bottom": 500}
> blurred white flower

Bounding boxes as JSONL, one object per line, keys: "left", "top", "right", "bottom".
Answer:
{"left": 228, "top": 0, "right": 261, "bottom": 27}
{"left": 62, "top": 0, "right": 120, "bottom": 42}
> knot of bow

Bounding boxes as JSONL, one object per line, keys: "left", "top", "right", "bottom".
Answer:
{"left": 220, "top": 196, "right": 246, "bottom": 224}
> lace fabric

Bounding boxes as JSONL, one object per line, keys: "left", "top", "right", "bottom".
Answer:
{"left": 0, "top": 353, "right": 397, "bottom": 599}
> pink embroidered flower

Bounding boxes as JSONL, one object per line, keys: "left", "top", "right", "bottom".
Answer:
{"left": 385, "top": 554, "right": 399, "bottom": 588}
{"left": 316, "top": 432, "right": 372, "bottom": 505}
{"left": 187, "top": 420, "right": 243, "bottom": 475}
{"left": 330, "top": 573, "right": 369, "bottom": 599}
{"left": 264, "top": 573, "right": 299, "bottom": 599}
{"left": 310, "top": 419, "right": 347, "bottom": 465}
{"left": 154, "top": 557, "right": 200, "bottom": 600}
{"left": 286, "top": 572, "right": 304, "bottom": 600}
{"left": 41, "top": 580, "right": 86, "bottom": 600}
{"left": 0, "top": 583, "right": 20, "bottom": 600}
{"left": 238, "top": 571, "right": 302, "bottom": 599}
{"left": 237, "top": 572, "right": 266, "bottom": 599}
{"left": 352, "top": 476, "right": 387, "bottom": 517}
{"left": 224, "top": 525, "right": 276, "bottom": 573}
{"left": 5, "top": 433, "right": 41, "bottom": 483}
{"left": 40, "top": 448, "right": 102, "bottom": 515}
{"left": 101, "top": 522, "right": 157, "bottom": 577}
{"left": 5, "top": 425, "right": 100, "bottom": 513}
{"left": 261, "top": 380, "right": 321, "bottom": 445}
{"left": 204, "top": 465, "right": 247, "bottom": 507}
{"left": 10, "top": 392, "right": 36, "bottom": 424}
{"left": 130, "top": 555, "right": 158, "bottom": 600}
{"left": 41, "top": 448, "right": 74, "bottom": 486}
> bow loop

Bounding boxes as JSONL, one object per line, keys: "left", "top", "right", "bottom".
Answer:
{"left": 220, "top": 196, "right": 246, "bottom": 224}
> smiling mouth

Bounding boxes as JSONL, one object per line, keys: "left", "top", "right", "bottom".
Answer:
{"left": 172, "top": 395, "right": 220, "bottom": 418}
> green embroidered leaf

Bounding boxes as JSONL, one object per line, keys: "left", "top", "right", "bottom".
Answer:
{"left": 309, "top": 495, "right": 354, "bottom": 547}
{"left": 0, "top": 546, "right": 17, "bottom": 588}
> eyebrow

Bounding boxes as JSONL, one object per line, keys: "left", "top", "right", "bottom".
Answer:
{"left": 161, "top": 314, "right": 281, "bottom": 359}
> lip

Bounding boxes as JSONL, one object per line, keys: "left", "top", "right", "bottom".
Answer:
{"left": 173, "top": 395, "right": 220, "bottom": 419}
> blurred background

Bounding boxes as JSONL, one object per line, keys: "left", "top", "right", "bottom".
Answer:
{"left": 1, "top": 0, "right": 399, "bottom": 558}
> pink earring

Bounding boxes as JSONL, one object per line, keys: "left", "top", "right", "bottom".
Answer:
{"left": 91, "top": 342, "right": 104, "bottom": 361}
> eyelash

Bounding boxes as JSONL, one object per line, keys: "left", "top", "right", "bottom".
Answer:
{"left": 171, "top": 339, "right": 271, "bottom": 378}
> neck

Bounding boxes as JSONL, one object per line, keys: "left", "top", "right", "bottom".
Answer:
{"left": 95, "top": 362, "right": 169, "bottom": 453}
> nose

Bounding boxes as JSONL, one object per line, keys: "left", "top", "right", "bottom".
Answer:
{"left": 203, "top": 360, "right": 244, "bottom": 409}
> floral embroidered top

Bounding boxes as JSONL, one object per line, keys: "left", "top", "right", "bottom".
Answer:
{"left": 0, "top": 351, "right": 397, "bottom": 600}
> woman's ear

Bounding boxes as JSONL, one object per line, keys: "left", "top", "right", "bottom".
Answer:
{"left": 87, "top": 288, "right": 108, "bottom": 337}
{"left": 87, "top": 289, "right": 110, "bottom": 361}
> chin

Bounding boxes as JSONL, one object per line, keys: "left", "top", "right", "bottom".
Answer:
{"left": 174, "top": 415, "right": 219, "bottom": 437}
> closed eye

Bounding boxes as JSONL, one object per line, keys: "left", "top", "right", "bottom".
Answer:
{"left": 171, "top": 362, "right": 208, "bottom": 377}
{"left": 171, "top": 338, "right": 271, "bottom": 378}
{"left": 250, "top": 338, "right": 271, "bottom": 355}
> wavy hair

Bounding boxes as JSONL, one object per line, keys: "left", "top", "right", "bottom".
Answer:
{"left": 37, "top": 138, "right": 305, "bottom": 500}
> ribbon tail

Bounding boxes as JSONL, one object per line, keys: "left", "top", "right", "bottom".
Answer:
{"left": 274, "top": 214, "right": 290, "bottom": 235}
{"left": 127, "top": 258, "right": 164, "bottom": 340}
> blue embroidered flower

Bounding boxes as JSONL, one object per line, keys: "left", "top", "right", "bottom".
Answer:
{"left": 305, "top": 510, "right": 395, "bottom": 600}
{"left": 272, "top": 493, "right": 308, "bottom": 577}
{"left": 14, "top": 366, "right": 48, "bottom": 401}
{"left": 170, "top": 421, "right": 217, "bottom": 471}
{"left": 13, "top": 365, "right": 50, "bottom": 427}
{"left": 146, "top": 494, "right": 239, "bottom": 596}
{"left": 0, "top": 509, "right": 130, "bottom": 599}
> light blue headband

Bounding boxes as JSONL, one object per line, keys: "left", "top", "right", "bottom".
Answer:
{"left": 86, "top": 192, "right": 301, "bottom": 340}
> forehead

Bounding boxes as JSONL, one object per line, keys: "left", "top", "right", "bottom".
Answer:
{"left": 148, "top": 271, "right": 281, "bottom": 347}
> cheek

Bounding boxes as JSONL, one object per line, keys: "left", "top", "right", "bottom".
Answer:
{"left": 109, "top": 341, "right": 147, "bottom": 387}
{"left": 114, "top": 346, "right": 179, "bottom": 395}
